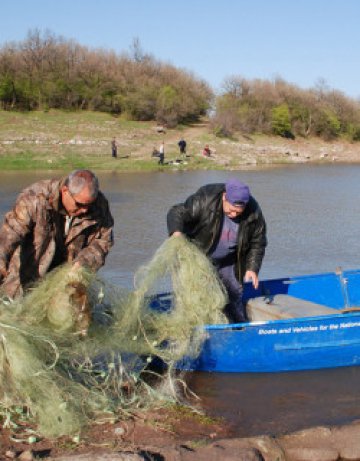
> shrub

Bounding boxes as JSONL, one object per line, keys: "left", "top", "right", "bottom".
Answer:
{"left": 271, "top": 104, "right": 293, "bottom": 137}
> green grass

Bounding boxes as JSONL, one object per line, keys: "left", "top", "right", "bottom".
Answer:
{"left": 0, "top": 108, "right": 343, "bottom": 171}
{"left": 0, "top": 108, "right": 221, "bottom": 171}
{"left": 0, "top": 150, "right": 218, "bottom": 172}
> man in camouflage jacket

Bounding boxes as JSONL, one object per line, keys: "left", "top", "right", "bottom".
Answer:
{"left": 0, "top": 169, "right": 114, "bottom": 298}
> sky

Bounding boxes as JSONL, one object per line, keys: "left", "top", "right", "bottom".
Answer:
{"left": 1, "top": 0, "right": 360, "bottom": 98}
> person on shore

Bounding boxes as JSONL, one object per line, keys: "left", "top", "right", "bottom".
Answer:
{"left": 0, "top": 169, "right": 114, "bottom": 299}
{"left": 178, "top": 138, "right": 187, "bottom": 157}
{"left": 167, "top": 178, "right": 267, "bottom": 323}
{"left": 202, "top": 144, "right": 211, "bottom": 157}
{"left": 159, "top": 141, "right": 165, "bottom": 165}
{"left": 111, "top": 137, "right": 118, "bottom": 158}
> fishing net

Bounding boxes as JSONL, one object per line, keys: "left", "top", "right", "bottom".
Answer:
{"left": 0, "top": 235, "right": 227, "bottom": 437}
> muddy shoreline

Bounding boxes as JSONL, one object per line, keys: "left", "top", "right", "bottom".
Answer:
{"left": 5, "top": 416, "right": 360, "bottom": 460}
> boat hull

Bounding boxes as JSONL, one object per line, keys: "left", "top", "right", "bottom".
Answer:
{"left": 178, "top": 314, "right": 360, "bottom": 372}
{"left": 175, "top": 268, "right": 360, "bottom": 372}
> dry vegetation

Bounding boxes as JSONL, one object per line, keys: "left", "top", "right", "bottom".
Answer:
{"left": 213, "top": 76, "right": 360, "bottom": 142}
{"left": 0, "top": 31, "right": 212, "bottom": 126}
{"left": 2, "top": 29, "right": 360, "bottom": 158}
{"left": 1, "top": 29, "right": 360, "bottom": 171}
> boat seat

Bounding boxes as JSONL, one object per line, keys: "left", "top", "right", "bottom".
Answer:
{"left": 246, "top": 294, "right": 339, "bottom": 321}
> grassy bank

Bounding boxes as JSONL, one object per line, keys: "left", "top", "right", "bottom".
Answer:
{"left": 0, "top": 110, "right": 217, "bottom": 171}
{"left": 0, "top": 109, "right": 359, "bottom": 171}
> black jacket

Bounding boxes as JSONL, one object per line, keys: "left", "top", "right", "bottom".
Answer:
{"left": 167, "top": 183, "right": 267, "bottom": 282}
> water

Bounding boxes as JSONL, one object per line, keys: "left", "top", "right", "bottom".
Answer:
{"left": 1, "top": 164, "right": 360, "bottom": 436}
{"left": 186, "top": 367, "right": 360, "bottom": 437}
{"left": 100, "top": 164, "right": 360, "bottom": 288}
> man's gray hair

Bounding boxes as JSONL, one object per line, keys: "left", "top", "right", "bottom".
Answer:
{"left": 65, "top": 170, "right": 99, "bottom": 199}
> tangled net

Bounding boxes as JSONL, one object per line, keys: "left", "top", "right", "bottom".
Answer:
{"left": 0, "top": 236, "right": 227, "bottom": 437}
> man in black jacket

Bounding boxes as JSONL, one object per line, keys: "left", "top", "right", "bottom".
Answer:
{"left": 167, "top": 178, "right": 267, "bottom": 323}
{"left": 178, "top": 138, "right": 187, "bottom": 156}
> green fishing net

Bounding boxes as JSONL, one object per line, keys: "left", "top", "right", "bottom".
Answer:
{"left": 0, "top": 236, "right": 227, "bottom": 437}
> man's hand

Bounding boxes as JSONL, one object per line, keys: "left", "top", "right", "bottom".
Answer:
{"left": 67, "top": 260, "right": 82, "bottom": 279}
{"left": 72, "top": 261, "right": 81, "bottom": 270}
{"left": 244, "top": 270, "right": 259, "bottom": 290}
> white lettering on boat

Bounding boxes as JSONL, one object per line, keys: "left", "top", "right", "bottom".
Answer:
{"left": 257, "top": 321, "right": 360, "bottom": 335}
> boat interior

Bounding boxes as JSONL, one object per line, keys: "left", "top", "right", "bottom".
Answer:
{"left": 244, "top": 268, "right": 360, "bottom": 322}
{"left": 152, "top": 269, "right": 360, "bottom": 323}
{"left": 246, "top": 294, "right": 339, "bottom": 321}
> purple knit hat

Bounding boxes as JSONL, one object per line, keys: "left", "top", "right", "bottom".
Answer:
{"left": 225, "top": 178, "right": 250, "bottom": 205}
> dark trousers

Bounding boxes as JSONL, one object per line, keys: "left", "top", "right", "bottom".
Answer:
{"left": 216, "top": 264, "right": 247, "bottom": 323}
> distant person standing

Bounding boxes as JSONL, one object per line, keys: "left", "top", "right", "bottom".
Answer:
{"left": 159, "top": 141, "right": 165, "bottom": 165}
{"left": 178, "top": 138, "right": 187, "bottom": 156}
{"left": 111, "top": 137, "right": 118, "bottom": 158}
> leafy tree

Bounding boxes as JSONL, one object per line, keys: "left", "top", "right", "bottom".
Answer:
{"left": 271, "top": 104, "right": 293, "bottom": 137}
{"left": 315, "top": 108, "right": 341, "bottom": 140}
{"left": 156, "top": 85, "right": 181, "bottom": 126}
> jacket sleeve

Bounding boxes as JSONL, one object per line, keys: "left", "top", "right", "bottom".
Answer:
{"left": 74, "top": 206, "right": 114, "bottom": 271}
{"left": 245, "top": 210, "right": 267, "bottom": 274}
{"left": 0, "top": 193, "right": 35, "bottom": 275}
{"left": 167, "top": 189, "right": 204, "bottom": 235}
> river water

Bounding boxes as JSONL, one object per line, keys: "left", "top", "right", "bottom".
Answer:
{"left": 1, "top": 164, "right": 360, "bottom": 436}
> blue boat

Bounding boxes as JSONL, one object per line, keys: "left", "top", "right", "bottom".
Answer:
{"left": 170, "top": 268, "right": 360, "bottom": 373}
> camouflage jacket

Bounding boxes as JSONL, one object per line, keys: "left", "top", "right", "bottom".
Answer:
{"left": 0, "top": 178, "right": 114, "bottom": 298}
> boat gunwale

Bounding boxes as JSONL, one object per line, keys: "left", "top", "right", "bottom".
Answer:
{"left": 203, "top": 311, "right": 360, "bottom": 331}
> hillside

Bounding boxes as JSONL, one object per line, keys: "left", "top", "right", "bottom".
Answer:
{"left": 0, "top": 110, "right": 359, "bottom": 171}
